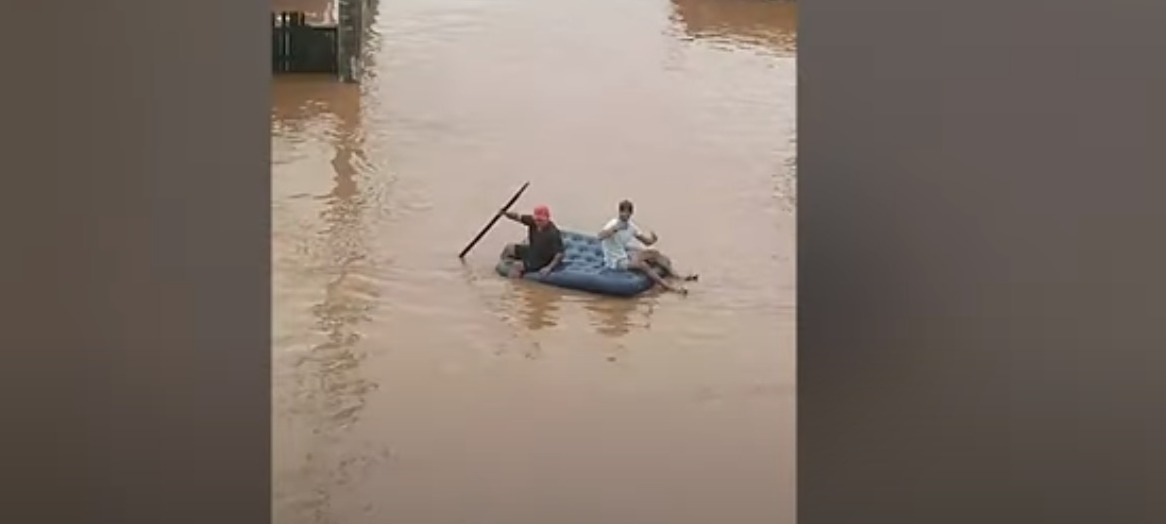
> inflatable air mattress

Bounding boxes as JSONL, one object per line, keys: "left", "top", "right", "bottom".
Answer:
{"left": 495, "top": 230, "right": 654, "bottom": 297}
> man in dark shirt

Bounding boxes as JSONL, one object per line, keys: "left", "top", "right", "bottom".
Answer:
{"left": 498, "top": 204, "right": 565, "bottom": 278}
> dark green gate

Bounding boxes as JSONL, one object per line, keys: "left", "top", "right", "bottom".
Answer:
{"left": 272, "top": 12, "right": 339, "bottom": 75}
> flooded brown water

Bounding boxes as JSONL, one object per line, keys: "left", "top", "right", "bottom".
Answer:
{"left": 272, "top": 0, "right": 796, "bottom": 523}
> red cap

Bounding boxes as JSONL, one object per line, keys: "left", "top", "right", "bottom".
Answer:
{"left": 532, "top": 205, "right": 551, "bottom": 219}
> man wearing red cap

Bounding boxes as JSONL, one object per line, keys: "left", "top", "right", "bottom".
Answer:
{"left": 499, "top": 204, "right": 565, "bottom": 278}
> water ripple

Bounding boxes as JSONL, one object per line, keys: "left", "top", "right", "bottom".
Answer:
{"left": 273, "top": 0, "right": 796, "bottom": 522}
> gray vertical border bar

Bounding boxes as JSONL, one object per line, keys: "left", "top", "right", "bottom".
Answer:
{"left": 800, "top": 1, "right": 1166, "bottom": 523}
{"left": 0, "top": 0, "right": 271, "bottom": 522}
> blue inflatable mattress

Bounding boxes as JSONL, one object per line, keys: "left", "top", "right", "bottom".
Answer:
{"left": 495, "top": 230, "right": 654, "bottom": 297}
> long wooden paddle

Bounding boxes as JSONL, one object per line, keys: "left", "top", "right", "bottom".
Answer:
{"left": 458, "top": 181, "right": 531, "bottom": 259}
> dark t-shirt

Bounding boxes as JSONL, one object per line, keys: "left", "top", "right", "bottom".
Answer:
{"left": 519, "top": 214, "right": 564, "bottom": 269}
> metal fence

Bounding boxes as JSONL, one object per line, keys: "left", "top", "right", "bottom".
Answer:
{"left": 272, "top": 12, "right": 339, "bottom": 75}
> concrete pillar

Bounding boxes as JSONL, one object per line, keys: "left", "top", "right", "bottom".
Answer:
{"left": 337, "top": 0, "right": 365, "bottom": 83}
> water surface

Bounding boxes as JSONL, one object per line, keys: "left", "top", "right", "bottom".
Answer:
{"left": 272, "top": 0, "right": 796, "bottom": 522}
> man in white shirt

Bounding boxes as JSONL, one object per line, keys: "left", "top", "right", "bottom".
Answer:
{"left": 597, "top": 200, "right": 692, "bottom": 294}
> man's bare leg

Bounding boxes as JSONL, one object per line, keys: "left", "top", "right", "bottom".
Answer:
{"left": 653, "top": 253, "right": 698, "bottom": 281}
{"left": 639, "top": 249, "right": 698, "bottom": 282}
{"left": 629, "top": 253, "right": 686, "bottom": 294}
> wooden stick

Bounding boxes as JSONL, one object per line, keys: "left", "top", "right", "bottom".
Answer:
{"left": 457, "top": 181, "right": 531, "bottom": 259}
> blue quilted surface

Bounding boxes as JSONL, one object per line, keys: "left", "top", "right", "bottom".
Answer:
{"left": 495, "top": 230, "right": 654, "bottom": 297}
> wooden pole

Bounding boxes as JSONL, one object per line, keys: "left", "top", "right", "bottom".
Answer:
{"left": 458, "top": 182, "right": 531, "bottom": 259}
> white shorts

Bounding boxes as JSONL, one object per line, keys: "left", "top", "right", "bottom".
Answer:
{"left": 606, "top": 257, "right": 630, "bottom": 271}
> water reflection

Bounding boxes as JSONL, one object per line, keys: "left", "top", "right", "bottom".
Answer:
{"left": 670, "top": 0, "right": 797, "bottom": 55}
{"left": 511, "top": 283, "right": 565, "bottom": 331}
{"left": 583, "top": 295, "right": 655, "bottom": 337}
{"left": 306, "top": 108, "right": 377, "bottom": 419}
{"left": 272, "top": 77, "right": 381, "bottom": 523}
{"left": 498, "top": 274, "right": 660, "bottom": 339}
{"left": 272, "top": 78, "right": 361, "bottom": 137}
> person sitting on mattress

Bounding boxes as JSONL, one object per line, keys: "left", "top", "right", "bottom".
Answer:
{"left": 597, "top": 199, "right": 695, "bottom": 294}
{"left": 498, "top": 204, "right": 565, "bottom": 278}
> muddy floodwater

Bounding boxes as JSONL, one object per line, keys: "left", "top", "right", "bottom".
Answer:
{"left": 272, "top": 0, "right": 796, "bottom": 522}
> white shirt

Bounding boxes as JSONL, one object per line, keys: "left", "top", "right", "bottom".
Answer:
{"left": 600, "top": 218, "right": 644, "bottom": 268}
